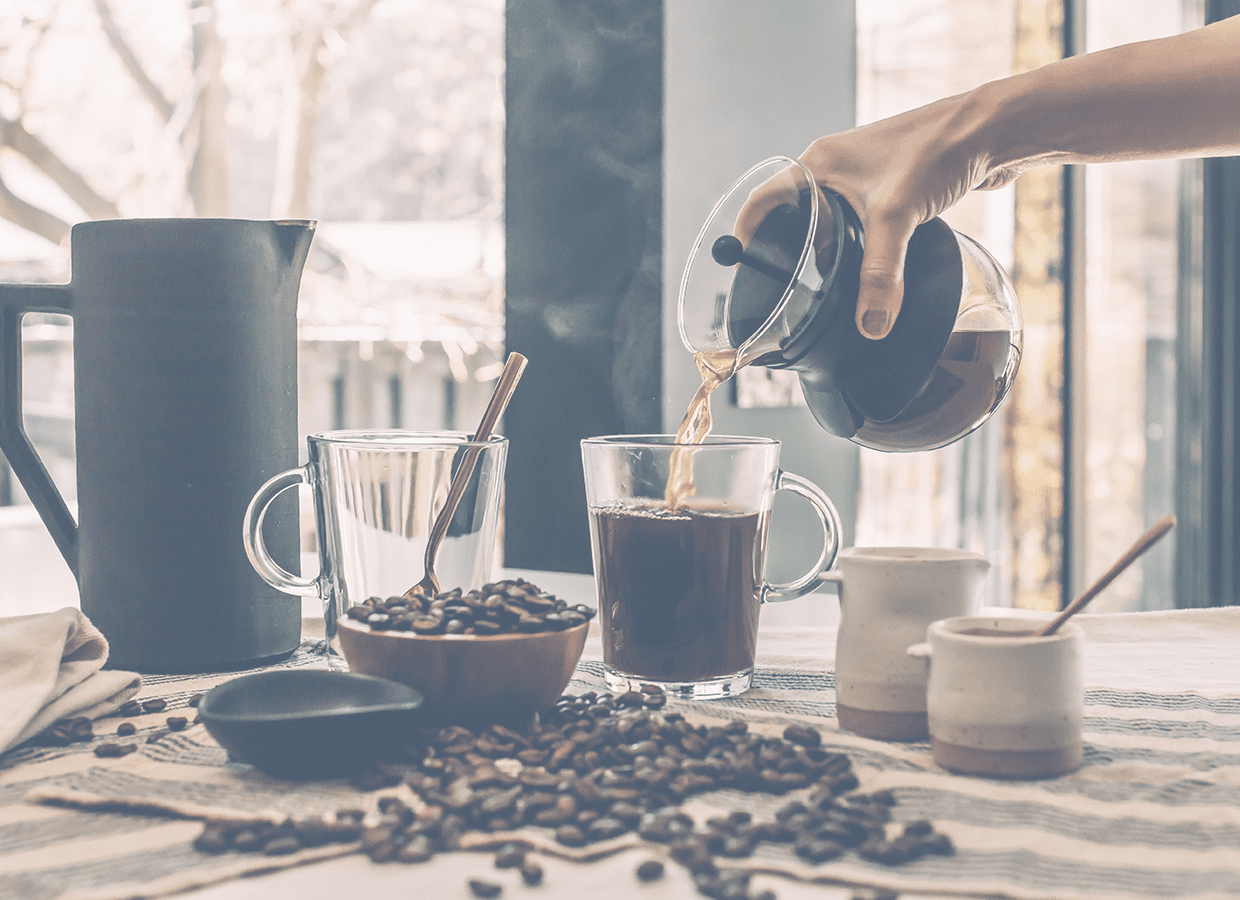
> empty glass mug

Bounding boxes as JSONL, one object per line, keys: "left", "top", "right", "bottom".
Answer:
{"left": 244, "top": 430, "right": 507, "bottom": 665}
{"left": 582, "top": 434, "right": 841, "bottom": 699}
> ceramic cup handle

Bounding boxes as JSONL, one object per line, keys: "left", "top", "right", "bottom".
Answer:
{"left": 762, "top": 470, "right": 843, "bottom": 603}
{"left": 243, "top": 466, "right": 318, "bottom": 597}
{"left": 907, "top": 642, "right": 932, "bottom": 660}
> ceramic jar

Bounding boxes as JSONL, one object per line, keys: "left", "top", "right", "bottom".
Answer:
{"left": 909, "top": 613, "right": 1085, "bottom": 778}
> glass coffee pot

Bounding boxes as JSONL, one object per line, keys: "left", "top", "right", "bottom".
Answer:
{"left": 678, "top": 156, "right": 1022, "bottom": 452}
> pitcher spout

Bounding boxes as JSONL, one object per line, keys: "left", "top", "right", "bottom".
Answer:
{"left": 273, "top": 219, "right": 316, "bottom": 272}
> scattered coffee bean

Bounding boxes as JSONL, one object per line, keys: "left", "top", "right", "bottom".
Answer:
{"left": 554, "top": 824, "right": 587, "bottom": 847}
{"left": 902, "top": 819, "right": 933, "bottom": 838}
{"left": 921, "top": 831, "right": 955, "bottom": 855}
{"left": 783, "top": 724, "right": 822, "bottom": 748}
{"left": 519, "top": 858, "right": 544, "bottom": 886}
{"left": 468, "top": 879, "right": 502, "bottom": 899}
{"left": 397, "top": 835, "right": 435, "bottom": 863}
{"left": 636, "top": 859, "right": 665, "bottom": 882}
{"left": 166, "top": 716, "right": 188, "bottom": 732}
{"left": 795, "top": 835, "right": 844, "bottom": 863}
{"left": 263, "top": 835, "right": 302, "bottom": 855}
{"left": 185, "top": 687, "right": 952, "bottom": 900}
{"left": 119, "top": 699, "right": 142, "bottom": 717}
{"left": 141, "top": 698, "right": 167, "bottom": 713}
{"left": 93, "top": 742, "right": 136, "bottom": 758}
{"left": 193, "top": 826, "right": 231, "bottom": 854}
{"left": 41, "top": 724, "right": 72, "bottom": 747}
{"left": 38, "top": 716, "right": 96, "bottom": 747}
{"left": 852, "top": 890, "right": 900, "bottom": 900}
{"left": 493, "top": 842, "right": 525, "bottom": 869}
{"left": 233, "top": 829, "right": 264, "bottom": 852}
{"left": 116, "top": 722, "right": 136, "bottom": 736}
{"left": 187, "top": 693, "right": 204, "bottom": 708}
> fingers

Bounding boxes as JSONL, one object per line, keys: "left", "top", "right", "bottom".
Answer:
{"left": 733, "top": 164, "right": 808, "bottom": 245}
{"left": 855, "top": 209, "right": 917, "bottom": 340}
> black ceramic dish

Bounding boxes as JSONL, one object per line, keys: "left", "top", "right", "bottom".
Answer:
{"left": 198, "top": 669, "right": 423, "bottom": 779}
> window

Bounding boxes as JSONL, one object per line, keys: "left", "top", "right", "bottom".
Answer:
{"left": 0, "top": 0, "right": 504, "bottom": 615}
{"left": 854, "top": 0, "right": 1205, "bottom": 611}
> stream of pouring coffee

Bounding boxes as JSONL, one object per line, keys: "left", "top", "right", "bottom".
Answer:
{"left": 664, "top": 347, "right": 756, "bottom": 509}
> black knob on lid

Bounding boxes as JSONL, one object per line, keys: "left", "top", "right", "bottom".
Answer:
{"left": 711, "top": 234, "right": 745, "bottom": 266}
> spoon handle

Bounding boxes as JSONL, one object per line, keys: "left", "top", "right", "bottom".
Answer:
{"left": 420, "top": 352, "right": 528, "bottom": 582}
{"left": 1038, "top": 513, "right": 1176, "bottom": 636}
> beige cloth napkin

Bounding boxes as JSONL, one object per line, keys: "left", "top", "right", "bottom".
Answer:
{"left": 0, "top": 607, "right": 141, "bottom": 754}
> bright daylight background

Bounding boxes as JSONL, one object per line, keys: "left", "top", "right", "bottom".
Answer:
{"left": 0, "top": 0, "right": 1197, "bottom": 616}
{"left": 0, "top": 0, "right": 505, "bottom": 614}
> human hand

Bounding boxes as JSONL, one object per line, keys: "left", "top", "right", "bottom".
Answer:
{"left": 736, "top": 17, "right": 1240, "bottom": 341}
{"left": 738, "top": 92, "right": 1014, "bottom": 340}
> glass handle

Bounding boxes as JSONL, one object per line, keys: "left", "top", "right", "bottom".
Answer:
{"left": 762, "top": 469, "right": 842, "bottom": 603}
{"left": 242, "top": 466, "right": 318, "bottom": 597}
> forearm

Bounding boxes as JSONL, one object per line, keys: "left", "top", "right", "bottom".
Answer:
{"left": 971, "top": 16, "right": 1240, "bottom": 177}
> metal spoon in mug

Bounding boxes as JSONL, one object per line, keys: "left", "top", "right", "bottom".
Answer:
{"left": 404, "top": 352, "right": 528, "bottom": 599}
{"left": 1038, "top": 513, "right": 1176, "bottom": 636}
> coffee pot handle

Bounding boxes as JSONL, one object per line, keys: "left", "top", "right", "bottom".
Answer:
{"left": 761, "top": 470, "right": 842, "bottom": 603}
{"left": 243, "top": 466, "right": 319, "bottom": 597}
{"left": 0, "top": 283, "right": 79, "bottom": 578}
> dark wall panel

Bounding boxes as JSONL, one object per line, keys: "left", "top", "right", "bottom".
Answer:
{"left": 504, "top": 0, "right": 664, "bottom": 573}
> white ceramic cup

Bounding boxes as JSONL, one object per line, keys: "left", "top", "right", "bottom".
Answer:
{"left": 908, "top": 613, "right": 1084, "bottom": 778}
{"left": 821, "top": 547, "right": 991, "bottom": 741}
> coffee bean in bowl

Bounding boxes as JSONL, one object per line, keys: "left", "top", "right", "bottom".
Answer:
{"left": 337, "top": 579, "right": 593, "bottom": 725}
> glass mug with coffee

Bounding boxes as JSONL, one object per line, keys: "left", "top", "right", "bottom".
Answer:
{"left": 581, "top": 434, "right": 841, "bottom": 699}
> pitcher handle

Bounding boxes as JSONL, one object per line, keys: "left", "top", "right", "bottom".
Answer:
{"left": 762, "top": 469, "right": 842, "bottom": 603}
{"left": 0, "top": 283, "right": 78, "bottom": 577}
{"left": 243, "top": 466, "right": 319, "bottom": 597}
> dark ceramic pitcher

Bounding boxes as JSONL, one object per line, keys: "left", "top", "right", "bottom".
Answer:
{"left": 0, "top": 218, "right": 315, "bottom": 672}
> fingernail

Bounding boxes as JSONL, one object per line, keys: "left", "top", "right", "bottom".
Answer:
{"left": 860, "top": 309, "right": 890, "bottom": 339}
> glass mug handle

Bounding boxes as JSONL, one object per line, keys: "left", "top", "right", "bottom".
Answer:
{"left": 762, "top": 470, "right": 843, "bottom": 603}
{"left": 242, "top": 466, "right": 318, "bottom": 597}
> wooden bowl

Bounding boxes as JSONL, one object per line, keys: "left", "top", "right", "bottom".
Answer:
{"left": 337, "top": 618, "right": 589, "bottom": 724}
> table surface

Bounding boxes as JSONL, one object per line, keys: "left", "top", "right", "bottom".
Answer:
{"left": 184, "top": 569, "right": 924, "bottom": 900}
{"left": 5, "top": 570, "right": 1240, "bottom": 900}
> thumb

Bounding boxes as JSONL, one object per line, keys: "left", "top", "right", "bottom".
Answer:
{"left": 855, "top": 212, "right": 916, "bottom": 340}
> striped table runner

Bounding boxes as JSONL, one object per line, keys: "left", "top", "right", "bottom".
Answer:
{"left": 3, "top": 609, "right": 1240, "bottom": 900}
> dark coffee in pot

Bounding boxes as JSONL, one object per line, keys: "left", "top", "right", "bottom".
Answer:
{"left": 853, "top": 329, "right": 1020, "bottom": 452}
{"left": 590, "top": 502, "right": 762, "bottom": 683}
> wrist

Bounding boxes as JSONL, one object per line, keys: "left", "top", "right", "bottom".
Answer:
{"left": 953, "top": 78, "right": 1028, "bottom": 180}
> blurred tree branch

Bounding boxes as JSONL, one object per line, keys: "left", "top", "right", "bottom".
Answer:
{"left": 93, "top": 0, "right": 175, "bottom": 122}
{"left": 273, "top": 0, "right": 379, "bottom": 217}
{"left": 185, "top": 0, "right": 231, "bottom": 215}
{"left": 0, "top": 115, "right": 119, "bottom": 230}
{"left": 0, "top": 0, "right": 498, "bottom": 244}
{"left": 0, "top": 170, "right": 71, "bottom": 245}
